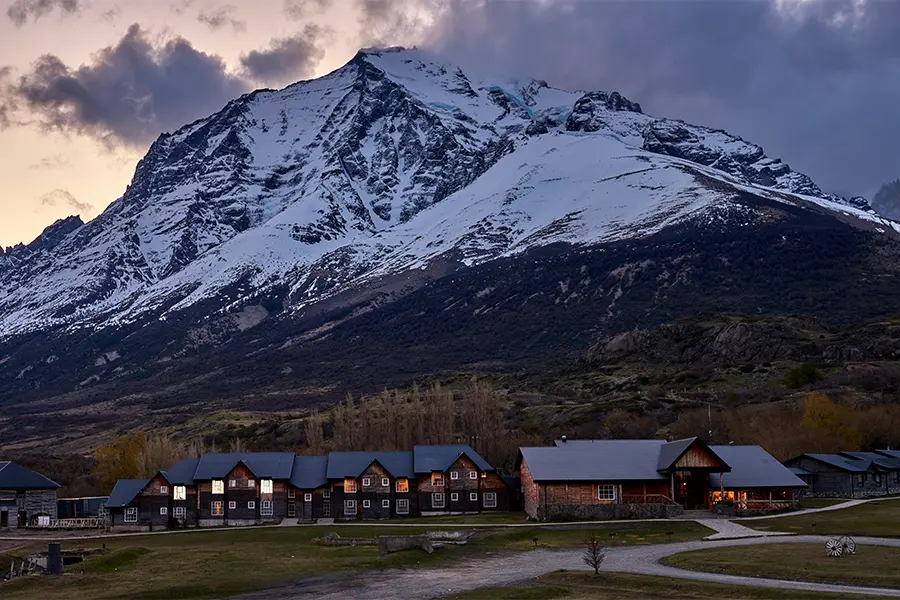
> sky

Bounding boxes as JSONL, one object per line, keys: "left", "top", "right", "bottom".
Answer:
{"left": 1, "top": 0, "right": 898, "bottom": 247}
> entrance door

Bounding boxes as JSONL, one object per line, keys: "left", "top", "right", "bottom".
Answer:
{"left": 18, "top": 510, "right": 27, "bottom": 528}
{"left": 1, "top": 510, "right": 8, "bottom": 528}
{"left": 674, "top": 472, "right": 709, "bottom": 509}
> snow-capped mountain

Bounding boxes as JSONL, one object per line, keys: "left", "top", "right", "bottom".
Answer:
{"left": 0, "top": 47, "right": 888, "bottom": 342}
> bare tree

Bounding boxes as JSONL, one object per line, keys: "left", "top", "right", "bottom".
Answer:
{"left": 303, "top": 409, "right": 325, "bottom": 455}
{"left": 582, "top": 533, "right": 605, "bottom": 575}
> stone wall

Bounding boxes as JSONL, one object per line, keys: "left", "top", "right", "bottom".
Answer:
{"left": 538, "top": 502, "right": 682, "bottom": 521}
{"left": 24, "top": 490, "right": 57, "bottom": 521}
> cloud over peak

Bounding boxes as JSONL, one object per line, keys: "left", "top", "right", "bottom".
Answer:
{"left": 239, "top": 25, "right": 327, "bottom": 85}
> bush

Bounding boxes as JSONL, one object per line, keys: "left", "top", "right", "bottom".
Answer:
{"left": 785, "top": 362, "right": 823, "bottom": 388}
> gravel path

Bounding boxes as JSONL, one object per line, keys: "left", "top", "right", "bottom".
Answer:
{"left": 696, "top": 518, "right": 793, "bottom": 540}
{"left": 232, "top": 535, "right": 900, "bottom": 599}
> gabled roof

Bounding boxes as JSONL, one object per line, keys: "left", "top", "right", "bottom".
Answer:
{"left": 105, "top": 479, "right": 148, "bottom": 508}
{"left": 798, "top": 453, "right": 871, "bottom": 473}
{"left": 657, "top": 438, "right": 699, "bottom": 470}
{"left": 840, "top": 452, "right": 900, "bottom": 471}
{"left": 876, "top": 449, "right": 900, "bottom": 462}
{"left": 788, "top": 466, "right": 813, "bottom": 476}
{"left": 520, "top": 441, "right": 670, "bottom": 482}
{"left": 0, "top": 461, "right": 60, "bottom": 490}
{"left": 290, "top": 456, "right": 328, "bottom": 489}
{"left": 162, "top": 458, "right": 200, "bottom": 486}
{"left": 325, "top": 451, "right": 414, "bottom": 479}
{"left": 193, "top": 453, "right": 296, "bottom": 480}
{"left": 709, "top": 445, "right": 807, "bottom": 489}
{"left": 413, "top": 445, "right": 493, "bottom": 474}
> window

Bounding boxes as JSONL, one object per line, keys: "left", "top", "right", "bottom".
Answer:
{"left": 432, "top": 473, "right": 444, "bottom": 487}
{"left": 304, "top": 493, "right": 312, "bottom": 502}
{"left": 857, "top": 474, "right": 865, "bottom": 487}
{"left": 160, "top": 485, "right": 169, "bottom": 495}
{"left": 261, "top": 479, "right": 273, "bottom": 494}
{"left": 450, "top": 493, "right": 459, "bottom": 501}
{"left": 212, "top": 480, "right": 224, "bottom": 494}
{"left": 174, "top": 506, "right": 186, "bottom": 518}
{"left": 876, "top": 473, "right": 883, "bottom": 486}
{"left": 323, "top": 487, "right": 331, "bottom": 499}
{"left": 450, "top": 471, "right": 459, "bottom": 480}
{"left": 381, "top": 478, "right": 390, "bottom": 487}
{"left": 288, "top": 488, "right": 296, "bottom": 499}
{"left": 469, "top": 471, "right": 478, "bottom": 480}
{"left": 125, "top": 507, "right": 137, "bottom": 523}
{"left": 160, "top": 507, "right": 168, "bottom": 515}
{"left": 344, "top": 500, "right": 357, "bottom": 515}
{"left": 382, "top": 499, "right": 390, "bottom": 508}
{"left": 396, "top": 479, "right": 409, "bottom": 493}
{"left": 363, "top": 500, "right": 371, "bottom": 509}
{"left": 362, "top": 477, "right": 372, "bottom": 487}
{"left": 261, "top": 501, "right": 273, "bottom": 516}
{"left": 470, "top": 492, "right": 478, "bottom": 502}
{"left": 432, "top": 493, "right": 445, "bottom": 508}
{"left": 598, "top": 485, "right": 617, "bottom": 501}
{"left": 228, "top": 501, "right": 236, "bottom": 510}
{"left": 174, "top": 486, "right": 186, "bottom": 501}
{"left": 481, "top": 472, "right": 487, "bottom": 479}
{"left": 483, "top": 492, "right": 497, "bottom": 508}
{"left": 248, "top": 501, "right": 256, "bottom": 510}
{"left": 248, "top": 480, "right": 256, "bottom": 488}
{"left": 396, "top": 499, "right": 409, "bottom": 514}
{"left": 323, "top": 502, "right": 331, "bottom": 517}
{"left": 288, "top": 503, "right": 296, "bottom": 517}
{"left": 229, "top": 480, "right": 237, "bottom": 488}
{"left": 344, "top": 479, "right": 357, "bottom": 493}
{"left": 211, "top": 501, "right": 224, "bottom": 516}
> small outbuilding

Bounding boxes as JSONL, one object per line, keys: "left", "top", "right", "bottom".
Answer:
{"left": 0, "top": 461, "right": 60, "bottom": 528}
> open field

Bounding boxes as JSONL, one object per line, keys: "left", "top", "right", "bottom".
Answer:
{"left": 798, "top": 497, "right": 847, "bottom": 509}
{"left": 661, "top": 543, "right": 900, "bottom": 589}
{"left": 0, "top": 521, "right": 710, "bottom": 600}
{"left": 449, "top": 571, "right": 890, "bottom": 600}
{"left": 749, "top": 500, "right": 900, "bottom": 536}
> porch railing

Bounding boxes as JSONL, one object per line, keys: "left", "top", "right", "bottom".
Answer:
{"left": 42, "top": 517, "right": 105, "bottom": 529}
{"left": 621, "top": 494, "right": 679, "bottom": 505}
{"left": 736, "top": 499, "right": 794, "bottom": 511}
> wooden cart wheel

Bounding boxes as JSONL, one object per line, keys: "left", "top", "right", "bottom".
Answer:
{"left": 840, "top": 536, "right": 856, "bottom": 555}
{"left": 826, "top": 538, "right": 844, "bottom": 557}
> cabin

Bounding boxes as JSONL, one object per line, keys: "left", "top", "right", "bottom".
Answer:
{"left": 519, "top": 438, "right": 805, "bottom": 520}
{"left": 105, "top": 479, "right": 149, "bottom": 531}
{"left": 325, "top": 451, "right": 416, "bottom": 520}
{"left": 413, "top": 445, "right": 513, "bottom": 515}
{"left": 0, "top": 461, "right": 60, "bottom": 529}
{"left": 784, "top": 451, "right": 900, "bottom": 497}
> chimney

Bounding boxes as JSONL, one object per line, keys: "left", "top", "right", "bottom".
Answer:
{"left": 561, "top": 435, "right": 567, "bottom": 443}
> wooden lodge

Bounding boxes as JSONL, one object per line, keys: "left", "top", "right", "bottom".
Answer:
{"left": 0, "top": 461, "right": 60, "bottom": 529}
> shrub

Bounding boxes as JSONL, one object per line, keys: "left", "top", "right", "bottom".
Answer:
{"left": 785, "top": 362, "right": 823, "bottom": 388}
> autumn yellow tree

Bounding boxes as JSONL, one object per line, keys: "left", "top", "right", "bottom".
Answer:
{"left": 799, "top": 393, "right": 861, "bottom": 453}
{"left": 94, "top": 432, "right": 147, "bottom": 492}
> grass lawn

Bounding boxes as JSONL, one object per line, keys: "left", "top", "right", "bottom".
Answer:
{"left": 798, "top": 497, "right": 847, "bottom": 509}
{"left": 0, "top": 521, "right": 710, "bottom": 600}
{"left": 749, "top": 500, "right": 900, "bottom": 536}
{"left": 662, "top": 543, "right": 900, "bottom": 589}
{"left": 378, "top": 511, "right": 530, "bottom": 525}
{"left": 448, "top": 571, "right": 889, "bottom": 599}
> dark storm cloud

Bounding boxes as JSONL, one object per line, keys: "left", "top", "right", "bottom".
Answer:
{"left": 197, "top": 5, "right": 247, "bottom": 32}
{"left": 421, "top": 0, "right": 900, "bottom": 197}
{"left": 39, "top": 189, "right": 92, "bottom": 213}
{"left": 7, "top": 0, "right": 80, "bottom": 26}
{"left": 239, "top": 26, "right": 327, "bottom": 85}
{"left": 0, "top": 24, "right": 249, "bottom": 148}
{"left": 356, "top": 0, "right": 440, "bottom": 46}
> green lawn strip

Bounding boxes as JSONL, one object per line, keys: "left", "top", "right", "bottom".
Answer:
{"left": 0, "top": 522, "right": 711, "bottom": 600}
{"left": 661, "top": 543, "right": 900, "bottom": 589}
{"left": 448, "top": 571, "right": 888, "bottom": 600}
{"left": 749, "top": 500, "right": 900, "bottom": 536}
{"left": 798, "top": 497, "right": 848, "bottom": 509}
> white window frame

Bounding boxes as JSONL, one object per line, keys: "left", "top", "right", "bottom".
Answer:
{"left": 261, "top": 479, "right": 273, "bottom": 494}
{"left": 304, "top": 493, "right": 313, "bottom": 502}
{"left": 396, "top": 499, "right": 409, "bottom": 514}
{"left": 323, "top": 502, "right": 331, "bottom": 517}
{"left": 248, "top": 480, "right": 256, "bottom": 488}
{"left": 174, "top": 506, "right": 186, "bottom": 518}
{"left": 287, "top": 502, "right": 296, "bottom": 517}
{"left": 124, "top": 507, "right": 137, "bottom": 523}
{"left": 381, "top": 477, "right": 390, "bottom": 487}
{"left": 598, "top": 485, "right": 617, "bottom": 501}
{"left": 288, "top": 488, "right": 296, "bottom": 499}
{"left": 362, "top": 477, "right": 372, "bottom": 487}
{"left": 382, "top": 499, "right": 390, "bottom": 508}
{"left": 395, "top": 479, "right": 408, "bottom": 493}
{"left": 450, "top": 471, "right": 459, "bottom": 480}
{"left": 363, "top": 499, "right": 371, "bottom": 508}
{"left": 450, "top": 492, "right": 459, "bottom": 501}
{"left": 483, "top": 492, "right": 498, "bottom": 508}
{"left": 432, "top": 473, "right": 444, "bottom": 487}
{"left": 261, "top": 501, "right": 273, "bottom": 516}
{"left": 229, "top": 479, "right": 237, "bottom": 489}
{"left": 248, "top": 501, "right": 256, "bottom": 510}
{"left": 470, "top": 492, "right": 478, "bottom": 502}
{"left": 228, "top": 501, "right": 237, "bottom": 510}
{"left": 344, "top": 500, "right": 357, "bottom": 516}
{"left": 211, "top": 501, "right": 224, "bottom": 516}
{"left": 432, "top": 493, "right": 445, "bottom": 509}
{"left": 174, "top": 486, "right": 186, "bottom": 501}
{"left": 160, "top": 485, "right": 169, "bottom": 495}
{"left": 344, "top": 479, "right": 357, "bottom": 493}
{"left": 160, "top": 506, "right": 168, "bottom": 516}
{"left": 469, "top": 471, "right": 478, "bottom": 480}
{"left": 323, "top": 487, "right": 331, "bottom": 499}
{"left": 212, "top": 480, "right": 224, "bottom": 494}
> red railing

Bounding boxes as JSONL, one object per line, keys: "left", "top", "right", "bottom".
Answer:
{"left": 621, "top": 494, "right": 679, "bottom": 505}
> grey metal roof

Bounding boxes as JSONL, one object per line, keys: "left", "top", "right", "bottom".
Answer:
{"left": 325, "top": 451, "right": 415, "bottom": 479}
{"left": 193, "top": 453, "right": 296, "bottom": 480}
{"left": 105, "top": 479, "right": 148, "bottom": 508}
{"left": 0, "top": 461, "right": 60, "bottom": 490}
{"left": 162, "top": 458, "right": 200, "bottom": 485}
{"left": 520, "top": 441, "right": 669, "bottom": 482}
{"left": 290, "top": 456, "right": 328, "bottom": 489}
{"left": 802, "top": 453, "right": 871, "bottom": 473}
{"left": 709, "top": 445, "right": 807, "bottom": 489}
{"left": 413, "top": 445, "right": 493, "bottom": 473}
{"left": 788, "top": 466, "right": 813, "bottom": 476}
{"left": 876, "top": 449, "right": 900, "bottom": 462}
{"left": 841, "top": 452, "right": 900, "bottom": 471}
{"left": 657, "top": 438, "right": 699, "bottom": 471}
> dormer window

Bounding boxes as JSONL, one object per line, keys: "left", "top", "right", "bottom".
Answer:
{"left": 432, "top": 473, "right": 444, "bottom": 487}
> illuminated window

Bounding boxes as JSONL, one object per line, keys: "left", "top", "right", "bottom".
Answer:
{"left": 395, "top": 479, "right": 409, "bottom": 493}
{"left": 483, "top": 492, "right": 497, "bottom": 508}
{"left": 432, "top": 493, "right": 445, "bottom": 508}
{"left": 160, "top": 485, "right": 168, "bottom": 495}
{"left": 396, "top": 499, "right": 409, "bottom": 514}
{"left": 174, "top": 486, "right": 186, "bottom": 500}
{"left": 598, "top": 485, "right": 616, "bottom": 501}
{"left": 248, "top": 480, "right": 256, "bottom": 488}
{"left": 229, "top": 480, "right": 237, "bottom": 488}
{"left": 261, "top": 480, "right": 273, "bottom": 494}
{"left": 432, "top": 473, "right": 444, "bottom": 487}
{"left": 211, "top": 501, "right": 224, "bottom": 516}
{"left": 344, "top": 479, "right": 357, "bottom": 493}
{"left": 212, "top": 480, "right": 224, "bottom": 494}
{"left": 124, "top": 507, "right": 137, "bottom": 522}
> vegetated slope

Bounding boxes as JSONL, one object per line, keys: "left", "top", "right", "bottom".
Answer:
{"left": 2, "top": 48, "right": 900, "bottom": 450}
